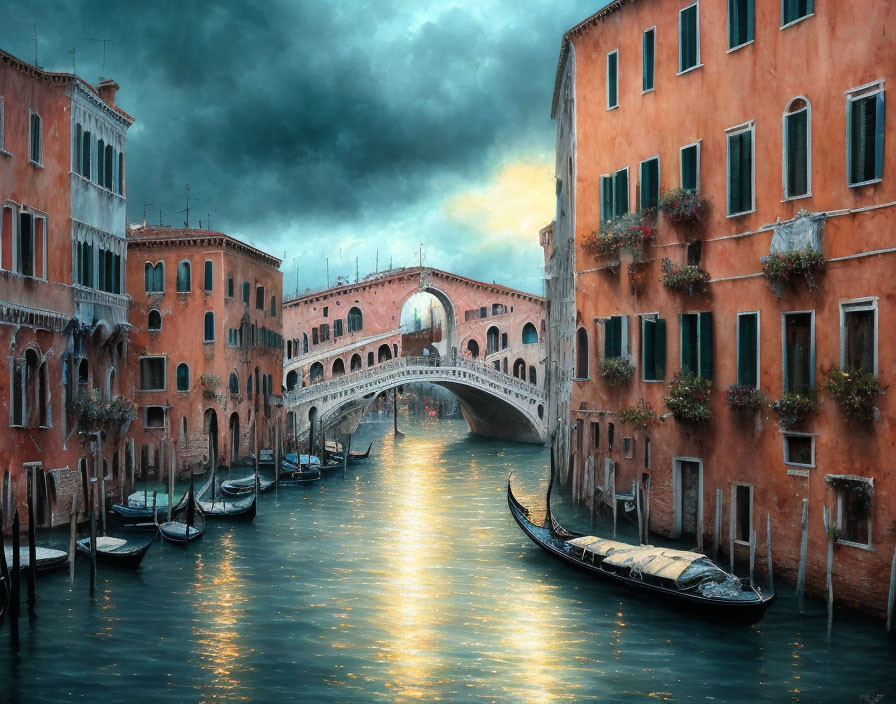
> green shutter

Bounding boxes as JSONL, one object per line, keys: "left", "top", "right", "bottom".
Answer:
{"left": 681, "top": 6, "right": 697, "bottom": 70}
{"left": 746, "top": 0, "right": 755, "bottom": 43}
{"left": 643, "top": 30, "right": 655, "bottom": 91}
{"left": 643, "top": 318, "right": 656, "bottom": 380}
{"left": 730, "top": 0, "right": 754, "bottom": 47}
{"left": 740, "top": 132, "right": 752, "bottom": 212}
{"left": 601, "top": 176, "right": 614, "bottom": 225}
{"left": 699, "top": 312, "right": 713, "bottom": 380}
{"left": 738, "top": 314, "right": 758, "bottom": 387}
{"left": 728, "top": 134, "right": 739, "bottom": 213}
{"left": 654, "top": 318, "right": 667, "bottom": 380}
{"left": 786, "top": 110, "right": 808, "bottom": 197}
{"left": 680, "top": 314, "right": 695, "bottom": 375}
{"left": 608, "top": 52, "right": 618, "bottom": 108}
{"left": 874, "top": 91, "right": 885, "bottom": 180}
{"left": 682, "top": 145, "right": 697, "bottom": 190}
{"left": 615, "top": 169, "right": 629, "bottom": 216}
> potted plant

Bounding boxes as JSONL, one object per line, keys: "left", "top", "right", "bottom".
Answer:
{"left": 761, "top": 249, "right": 825, "bottom": 297}
{"left": 599, "top": 356, "right": 635, "bottom": 386}
{"left": 772, "top": 392, "right": 817, "bottom": 429}
{"left": 823, "top": 366, "right": 885, "bottom": 425}
{"left": 618, "top": 398, "right": 660, "bottom": 430}
{"left": 660, "top": 258, "right": 710, "bottom": 296}
{"left": 67, "top": 389, "right": 137, "bottom": 433}
{"left": 658, "top": 187, "right": 705, "bottom": 225}
{"left": 665, "top": 372, "right": 713, "bottom": 424}
{"left": 583, "top": 212, "right": 655, "bottom": 260}
{"left": 725, "top": 385, "right": 767, "bottom": 413}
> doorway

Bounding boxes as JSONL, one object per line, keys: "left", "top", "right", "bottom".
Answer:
{"left": 674, "top": 457, "right": 702, "bottom": 544}
{"left": 204, "top": 408, "right": 219, "bottom": 463}
{"left": 229, "top": 412, "right": 240, "bottom": 462}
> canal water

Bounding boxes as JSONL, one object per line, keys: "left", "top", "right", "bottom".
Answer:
{"left": 1, "top": 416, "right": 894, "bottom": 703}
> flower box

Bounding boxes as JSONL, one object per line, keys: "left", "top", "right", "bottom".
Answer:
{"left": 618, "top": 398, "right": 659, "bottom": 430}
{"left": 772, "top": 392, "right": 817, "bottom": 429}
{"left": 583, "top": 213, "right": 655, "bottom": 260}
{"left": 599, "top": 356, "right": 635, "bottom": 386}
{"left": 725, "top": 385, "right": 767, "bottom": 413}
{"left": 761, "top": 249, "right": 825, "bottom": 297}
{"left": 665, "top": 372, "right": 712, "bottom": 424}
{"left": 660, "top": 258, "right": 710, "bottom": 296}
{"left": 67, "top": 389, "right": 137, "bottom": 433}
{"left": 823, "top": 366, "right": 884, "bottom": 425}
{"left": 658, "top": 188, "right": 705, "bottom": 225}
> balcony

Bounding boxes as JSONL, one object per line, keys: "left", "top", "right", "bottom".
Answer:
{"left": 73, "top": 285, "right": 129, "bottom": 326}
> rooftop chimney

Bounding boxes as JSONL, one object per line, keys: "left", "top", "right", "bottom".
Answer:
{"left": 97, "top": 79, "right": 119, "bottom": 108}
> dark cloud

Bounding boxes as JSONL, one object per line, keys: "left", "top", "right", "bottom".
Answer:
{"left": 1, "top": 1, "right": 607, "bottom": 293}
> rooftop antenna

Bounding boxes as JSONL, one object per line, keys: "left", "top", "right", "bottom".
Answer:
{"left": 142, "top": 202, "right": 156, "bottom": 226}
{"left": 176, "top": 185, "right": 199, "bottom": 228}
{"left": 157, "top": 203, "right": 164, "bottom": 226}
{"left": 355, "top": 256, "right": 359, "bottom": 283}
{"left": 84, "top": 37, "right": 112, "bottom": 72}
{"left": 326, "top": 258, "right": 330, "bottom": 287}
{"left": 69, "top": 47, "right": 76, "bottom": 73}
{"left": 295, "top": 266, "right": 299, "bottom": 297}
{"left": 375, "top": 249, "right": 379, "bottom": 273}
{"left": 419, "top": 243, "right": 423, "bottom": 268}
{"left": 32, "top": 23, "right": 39, "bottom": 67}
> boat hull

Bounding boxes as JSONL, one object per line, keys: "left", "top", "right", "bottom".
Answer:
{"left": 76, "top": 535, "right": 154, "bottom": 569}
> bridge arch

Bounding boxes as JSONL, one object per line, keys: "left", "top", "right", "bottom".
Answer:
{"left": 397, "top": 283, "right": 458, "bottom": 355}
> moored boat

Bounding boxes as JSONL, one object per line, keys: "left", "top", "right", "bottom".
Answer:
{"left": 3, "top": 546, "right": 69, "bottom": 572}
{"left": 220, "top": 476, "right": 274, "bottom": 497}
{"left": 159, "top": 479, "right": 206, "bottom": 545}
{"left": 76, "top": 534, "right": 155, "bottom": 569}
{"left": 197, "top": 492, "right": 257, "bottom": 520}
{"left": 328, "top": 442, "right": 373, "bottom": 463}
{"left": 507, "top": 452, "right": 774, "bottom": 626}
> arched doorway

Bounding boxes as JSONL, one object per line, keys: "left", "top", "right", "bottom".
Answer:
{"left": 286, "top": 369, "right": 298, "bottom": 391}
{"left": 229, "top": 412, "right": 240, "bottom": 461}
{"left": 204, "top": 408, "right": 219, "bottom": 463}
{"left": 522, "top": 322, "right": 538, "bottom": 344}
{"left": 332, "top": 358, "right": 345, "bottom": 376}
{"left": 350, "top": 353, "right": 362, "bottom": 371}
{"left": 398, "top": 285, "right": 457, "bottom": 357}
{"left": 529, "top": 365, "right": 537, "bottom": 385}
{"left": 310, "top": 362, "right": 324, "bottom": 382}
{"left": 378, "top": 344, "right": 392, "bottom": 363}
{"left": 466, "top": 339, "right": 479, "bottom": 358}
{"left": 512, "top": 358, "right": 526, "bottom": 380}
{"left": 486, "top": 326, "right": 500, "bottom": 355}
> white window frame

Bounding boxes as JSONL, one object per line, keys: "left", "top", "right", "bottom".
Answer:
{"left": 726, "top": 120, "right": 756, "bottom": 217}
{"left": 680, "top": 141, "right": 701, "bottom": 191}
{"left": 781, "top": 430, "right": 816, "bottom": 468}
{"left": 607, "top": 49, "right": 619, "bottom": 110}
{"left": 736, "top": 310, "right": 760, "bottom": 388}
{"left": 781, "top": 310, "right": 815, "bottom": 393}
{"left": 830, "top": 474, "right": 874, "bottom": 550}
{"left": 138, "top": 355, "right": 167, "bottom": 392}
{"left": 642, "top": 27, "right": 656, "bottom": 94}
{"left": 845, "top": 80, "right": 885, "bottom": 189}
{"left": 780, "top": 0, "right": 814, "bottom": 30}
{"left": 839, "top": 297, "right": 878, "bottom": 376}
{"left": 727, "top": 0, "right": 755, "bottom": 53}
{"left": 782, "top": 96, "right": 812, "bottom": 200}
{"left": 640, "top": 312, "right": 662, "bottom": 383}
{"left": 0, "top": 96, "right": 8, "bottom": 155}
{"left": 677, "top": 1, "right": 702, "bottom": 76}
{"left": 678, "top": 311, "right": 710, "bottom": 375}
{"left": 730, "top": 482, "right": 753, "bottom": 547}
{"left": 601, "top": 314, "right": 630, "bottom": 361}
{"left": 638, "top": 155, "right": 660, "bottom": 211}
{"left": 143, "top": 405, "right": 168, "bottom": 430}
{"left": 28, "top": 109, "right": 42, "bottom": 166}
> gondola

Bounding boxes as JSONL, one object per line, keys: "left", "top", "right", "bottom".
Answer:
{"left": 279, "top": 466, "right": 322, "bottom": 484}
{"left": 507, "top": 449, "right": 775, "bottom": 626}
{"left": 328, "top": 442, "right": 373, "bottom": 463}
{"left": 76, "top": 533, "right": 155, "bottom": 569}
{"left": 220, "top": 476, "right": 274, "bottom": 497}
{"left": 197, "top": 491, "right": 257, "bottom": 520}
{"left": 159, "top": 479, "right": 205, "bottom": 545}
{"left": 282, "top": 453, "right": 321, "bottom": 468}
{"left": 3, "top": 546, "right": 69, "bottom": 572}
{"left": 0, "top": 529, "right": 9, "bottom": 627}
{"left": 113, "top": 472, "right": 214, "bottom": 526}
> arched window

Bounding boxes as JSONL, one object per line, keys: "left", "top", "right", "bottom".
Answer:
{"left": 367, "top": 351, "right": 374, "bottom": 367}
{"left": 204, "top": 311, "right": 214, "bottom": 342}
{"left": 393, "top": 343, "right": 399, "bottom": 358}
{"left": 466, "top": 339, "right": 479, "bottom": 358}
{"left": 522, "top": 322, "right": 538, "bottom": 344}
{"left": 204, "top": 260, "right": 213, "bottom": 291}
{"left": 145, "top": 261, "right": 163, "bottom": 292}
{"left": 176, "top": 260, "right": 191, "bottom": 292}
{"left": 529, "top": 366, "right": 537, "bottom": 385}
{"left": 286, "top": 370, "right": 298, "bottom": 391}
{"left": 247, "top": 374, "right": 253, "bottom": 396}
{"left": 332, "top": 358, "right": 345, "bottom": 376}
{"left": 576, "top": 327, "right": 589, "bottom": 379}
{"left": 176, "top": 363, "right": 189, "bottom": 391}
{"left": 378, "top": 344, "right": 392, "bottom": 363}
{"left": 347, "top": 307, "right": 363, "bottom": 333}
{"left": 229, "top": 372, "right": 239, "bottom": 394}
{"left": 74, "top": 123, "right": 82, "bottom": 172}
{"left": 310, "top": 362, "right": 324, "bottom": 382}
{"left": 350, "top": 353, "right": 362, "bottom": 371}
{"left": 486, "top": 326, "right": 500, "bottom": 355}
{"left": 148, "top": 309, "right": 162, "bottom": 331}
{"left": 96, "top": 138, "right": 105, "bottom": 184}
{"left": 783, "top": 96, "right": 811, "bottom": 200}
{"left": 513, "top": 358, "right": 526, "bottom": 379}
{"left": 104, "top": 144, "right": 114, "bottom": 190}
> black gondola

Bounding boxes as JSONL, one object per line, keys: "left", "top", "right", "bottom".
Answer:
{"left": 326, "top": 442, "right": 373, "bottom": 463}
{"left": 76, "top": 533, "right": 155, "bottom": 569}
{"left": 279, "top": 466, "right": 322, "bottom": 484}
{"left": 159, "top": 478, "right": 206, "bottom": 544}
{"left": 220, "top": 476, "right": 275, "bottom": 497}
{"left": 507, "top": 450, "right": 774, "bottom": 626}
{"left": 113, "top": 472, "right": 214, "bottom": 526}
{"left": 197, "top": 491, "right": 257, "bottom": 520}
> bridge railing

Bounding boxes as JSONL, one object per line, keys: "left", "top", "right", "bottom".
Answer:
{"left": 282, "top": 354, "right": 543, "bottom": 406}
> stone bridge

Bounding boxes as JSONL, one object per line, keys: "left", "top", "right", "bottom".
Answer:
{"left": 283, "top": 355, "right": 547, "bottom": 444}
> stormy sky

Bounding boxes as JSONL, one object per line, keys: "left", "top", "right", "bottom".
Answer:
{"left": 1, "top": 1, "right": 608, "bottom": 295}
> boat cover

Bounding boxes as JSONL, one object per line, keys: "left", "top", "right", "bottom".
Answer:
{"left": 567, "top": 536, "right": 708, "bottom": 583}
{"left": 93, "top": 537, "right": 128, "bottom": 551}
{"left": 128, "top": 492, "right": 170, "bottom": 508}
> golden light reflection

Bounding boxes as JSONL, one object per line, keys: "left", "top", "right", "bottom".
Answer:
{"left": 189, "top": 531, "right": 247, "bottom": 701}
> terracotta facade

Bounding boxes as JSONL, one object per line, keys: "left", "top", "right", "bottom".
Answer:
{"left": 550, "top": 0, "right": 896, "bottom": 616}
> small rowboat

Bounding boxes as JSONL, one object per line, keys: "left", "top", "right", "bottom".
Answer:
{"left": 4, "top": 546, "right": 68, "bottom": 572}
{"left": 220, "top": 476, "right": 274, "bottom": 497}
{"left": 507, "top": 449, "right": 775, "bottom": 626}
{"left": 76, "top": 534, "right": 155, "bottom": 569}
{"left": 159, "top": 479, "right": 205, "bottom": 545}
{"left": 198, "top": 492, "right": 257, "bottom": 520}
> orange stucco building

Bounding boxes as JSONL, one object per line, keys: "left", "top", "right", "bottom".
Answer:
{"left": 548, "top": 0, "right": 895, "bottom": 616}
{"left": 0, "top": 50, "right": 134, "bottom": 528}
{"left": 126, "top": 227, "right": 283, "bottom": 475}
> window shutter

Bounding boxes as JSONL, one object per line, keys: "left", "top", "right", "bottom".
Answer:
{"left": 643, "top": 318, "right": 656, "bottom": 379}
{"left": 740, "top": 132, "right": 752, "bottom": 212}
{"left": 643, "top": 31, "right": 654, "bottom": 91}
{"left": 728, "top": 0, "right": 739, "bottom": 47}
{"left": 728, "top": 134, "right": 741, "bottom": 213}
{"left": 874, "top": 91, "right": 885, "bottom": 180}
{"left": 746, "top": 0, "right": 755, "bottom": 43}
{"left": 601, "top": 176, "right": 614, "bottom": 225}
{"left": 680, "top": 314, "right": 695, "bottom": 374}
{"left": 738, "top": 314, "right": 758, "bottom": 387}
{"left": 603, "top": 319, "right": 614, "bottom": 358}
{"left": 607, "top": 53, "right": 618, "bottom": 108}
{"left": 682, "top": 145, "right": 697, "bottom": 190}
{"left": 699, "top": 311, "right": 713, "bottom": 380}
{"left": 620, "top": 314, "right": 629, "bottom": 357}
{"left": 654, "top": 318, "right": 667, "bottom": 380}
{"left": 615, "top": 169, "right": 629, "bottom": 216}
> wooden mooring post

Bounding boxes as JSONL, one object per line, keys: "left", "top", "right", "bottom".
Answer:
{"left": 796, "top": 499, "right": 809, "bottom": 613}
{"left": 766, "top": 513, "right": 774, "bottom": 593}
{"left": 712, "top": 489, "right": 722, "bottom": 560}
{"left": 823, "top": 505, "right": 834, "bottom": 638}
{"left": 610, "top": 461, "right": 617, "bottom": 540}
{"left": 25, "top": 463, "right": 38, "bottom": 616}
{"left": 168, "top": 438, "right": 175, "bottom": 520}
{"left": 69, "top": 491, "right": 79, "bottom": 585}
{"left": 10, "top": 510, "right": 20, "bottom": 650}
{"left": 886, "top": 541, "right": 896, "bottom": 633}
{"left": 392, "top": 388, "right": 403, "bottom": 437}
{"left": 749, "top": 530, "right": 757, "bottom": 589}
{"left": 89, "top": 477, "right": 98, "bottom": 595}
{"left": 342, "top": 434, "right": 352, "bottom": 480}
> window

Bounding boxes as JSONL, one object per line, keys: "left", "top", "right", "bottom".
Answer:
{"left": 323, "top": 306, "right": 329, "bottom": 318}
{"left": 96, "top": 139, "right": 105, "bottom": 185}
{"left": 782, "top": 0, "right": 813, "bottom": 27}
{"left": 312, "top": 327, "right": 319, "bottom": 345}
{"left": 176, "top": 260, "right": 191, "bottom": 292}
{"left": 727, "top": 123, "right": 755, "bottom": 216}
{"left": 679, "top": 3, "right": 700, "bottom": 74}
{"left": 333, "top": 318, "right": 344, "bottom": 337}
{"left": 139, "top": 357, "right": 165, "bottom": 391}
{"left": 840, "top": 299, "right": 877, "bottom": 375}
{"left": 681, "top": 142, "right": 700, "bottom": 191}
{"left": 522, "top": 322, "right": 538, "bottom": 344}
{"left": 833, "top": 476, "right": 872, "bottom": 547}
{"left": 229, "top": 372, "right": 239, "bottom": 394}
{"left": 104, "top": 144, "right": 114, "bottom": 190}
{"left": 575, "top": 327, "right": 589, "bottom": 380}
{"left": 600, "top": 168, "right": 629, "bottom": 223}
{"left": 29, "top": 111, "right": 42, "bottom": 164}
{"left": 639, "top": 157, "right": 660, "bottom": 210}
{"left": 784, "top": 98, "right": 811, "bottom": 199}
{"left": 783, "top": 433, "right": 814, "bottom": 466}
{"left": 144, "top": 406, "right": 166, "bottom": 429}
{"left": 641, "top": 315, "right": 667, "bottom": 382}
{"left": 73, "top": 123, "right": 82, "bottom": 171}
{"left": 487, "top": 327, "right": 500, "bottom": 356}
{"left": 148, "top": 309, "right": 162, "bottom": 331}
{"left": 81, "top": 130, "right": 91, "bottom": 179}
{"left": 204, "top": 312, "right": 215, "bottom": 343}
{"left": 680, "top": 312, "right": 712, "bottom": 379}
{"left": 247, "top": 374, "right": 254, "bottom": 395}
{"left": 241, "top": 281, "right": 250, "bottom": 304}
{"left": 226, "top": 274, "right": 234, "bottom": 298}
{"left": 367, "top": 351, "right": 374, "bottom": 367}
{"left": 204, "top": 260, "right": 213, "bottom": 291}
{"left": 176, "top": 363, "right": 189, "bottom": 391}
{"left": 319, "top": 323, "right": 330, "bottom": 341}
{"left": 623, "top": 437, "right": 633, "bottom": 460}
{"left": 847, "top": 82, "right": 885, "bottom": 187}
{"left": 17, "top": 212, "right": 35, "bottom": 277}
{"left": 783, "top": 312, "right": 814, "bottom": 393}
{"left": 347, "top": 307, "right": 363, "bottom": 333}
{"left": 303, "top": 333, "right": 309, "bottom": 354}
{"left": 737, "top": 312, "right": 759, "bottom": 387}
{"left": 270, "top": 295, "right": 277, "bottom": 317}
{"left": 0, "top": 97, "right": 4, "bottom": 152}
{"left": 256, "top": 285, "right": 265, "bottom": 310}
{"left": 501, "top": 332, "right": 508, "bottom": 350}
{"left": 728, "top": 0, "right": 754, "bottom": 49}
{"left": 733, "top": 484, "right": 753, "bottom": 544}
{"left": 118, "top": 152, "right": 124, "bottom": 194}
{"left": 607, "top": 50, "right": 618, "bottom": 109}
{"left": 603, "top": 315, "right": 628, "bottom": 359}
{"left": 643, "top": 29, "right": 655, "bottom": 92}
{"left": 591, "top": 421, "right": 600, "bottom": 450}
{"left": 144, "top": 262, "right": 163, "bottom": 292}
